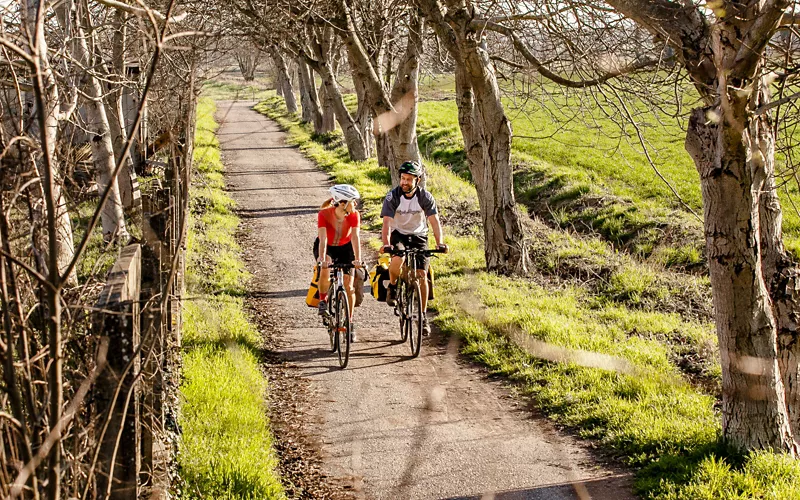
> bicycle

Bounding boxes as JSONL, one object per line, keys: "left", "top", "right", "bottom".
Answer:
{"left": 388, "top": 245, "right": 445, "bottom": 358}
{"left": 321, "top": 263, "right": 353, "bottom": 369}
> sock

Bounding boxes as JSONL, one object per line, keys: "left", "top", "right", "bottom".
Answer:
{"left": 319, "top": 293, "right": 327, "bottom": 301}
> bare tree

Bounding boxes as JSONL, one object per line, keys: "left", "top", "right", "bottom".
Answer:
{"left": 416, "top": 0, "right": 529, "bottom": 275}
{"left": 469, "top": 0, "right": 800, "bottom": 453}
{"left": 269, "top": 44, "right": 298, "bottom": 113}
{"left": 234, "top": 43, "right": 262, "bottom": 81}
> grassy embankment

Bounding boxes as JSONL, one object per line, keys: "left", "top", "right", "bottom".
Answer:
{"left": 253, "top": 90, "right": 800, "bottom": 500}
{"left": 178, "top": 97, "right": 284, "bottom": 499}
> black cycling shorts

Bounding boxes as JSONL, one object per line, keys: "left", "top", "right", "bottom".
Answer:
{"left": 313, "top": 237, "right": 355, "bottom": 270}
{"left": 390, "top": 230, "right": 429, "bottom": 271}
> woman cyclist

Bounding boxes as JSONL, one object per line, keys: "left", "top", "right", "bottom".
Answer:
{"left": 315, "top": 184, "right": 363, "bottom": 341}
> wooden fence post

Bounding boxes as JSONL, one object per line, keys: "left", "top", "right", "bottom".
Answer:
{"left": 93, "top": 244, "right": 142, "bottom": 499}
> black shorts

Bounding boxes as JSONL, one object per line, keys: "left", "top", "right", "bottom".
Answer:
{"left": 313, "top": 237, "right": 355, "bottom": 270}
{"left": 390, "top": 230, "right": 429, "bottom": 270}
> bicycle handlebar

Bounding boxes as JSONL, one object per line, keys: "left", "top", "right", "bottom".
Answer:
{"left": 386, "top": 245, "right": 446, "bottom": 257}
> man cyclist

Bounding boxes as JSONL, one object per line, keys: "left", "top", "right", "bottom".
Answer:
{"left": 379, "top": 161, "right": 448, "bottom": 335}
{"left": 315, "top": 184, "right": 363, "bottom": 341}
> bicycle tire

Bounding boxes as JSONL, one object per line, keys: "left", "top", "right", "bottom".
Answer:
{"left": 328, "top": 283, "right": 337, "bottom": 352}
{"left": 335, "top": 288, "right": 351, "bottom": 368}
{"left": 408, "top": 281, "right": 423, "bottom": 358}
{"left": 398, "top": 281, "right": 408, "bottom": 342}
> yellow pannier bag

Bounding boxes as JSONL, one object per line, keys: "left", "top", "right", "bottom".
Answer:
{"left": 305, "top": 264, "right": 321, "bottom": 307}
{"left": 370, "top": 254, "right": 391, "bottom": 302}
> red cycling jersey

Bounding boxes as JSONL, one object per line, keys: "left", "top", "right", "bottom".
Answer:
{"left": 318, "top": 206, "right": 360, "bottom": 246}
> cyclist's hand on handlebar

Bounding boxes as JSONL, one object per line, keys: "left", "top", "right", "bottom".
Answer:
{"left": 380, "top": 244, "right": 393, "bottom": 254}
{"left": 437, "top": 243, "right": 449, "bottom": 254}
{"left": 352, "top": 260, "right": 364, "bottom": 269}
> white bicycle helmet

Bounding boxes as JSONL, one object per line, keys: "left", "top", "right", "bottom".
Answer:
{"left": 329, "top": 184, "right": 360, "bottom": 203}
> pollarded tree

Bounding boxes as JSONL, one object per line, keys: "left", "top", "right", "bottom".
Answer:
{"left": 416, "top": 0, "right": 529, "bottom": 275}
{"left": 334, "top": 0, "right": 425, "bottom": 181}
{"left": 487, "top": 0, "right": 800, "bottom": 453}
{"left": 598, "top": 0, "right": 800, "bottom": 455}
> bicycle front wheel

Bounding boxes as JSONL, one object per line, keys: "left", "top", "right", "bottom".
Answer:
{"left": 408, "top": 281, "right": 423, "bottom": 358}
{"left": 328, "top": 284, "right": 337, "bottom": 352}
{"left": 398, "top": 282, "right": 408, "bottom": 342}
{"left": 335, "top": 288, "right": 351, "bottom": 368}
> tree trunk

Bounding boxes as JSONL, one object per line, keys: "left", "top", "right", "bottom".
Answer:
{"left": 384, "top": 13, "right": 424, "bottom": 184}
{"left": 235, "top": 47, "right": 261, "bottom": 81}
{"left": 336, "top": 2, "right": 423, "bottom": 180}
{"left": 104, "top": 9, "right": 137, "bottom": 214}
{"left": 270, "top": 47, "right": 297, "bottom": 113}
{"left": 76, "top": 4, "right": 128, "bottom": 242}
{"left": 351, "top": 70, "right": 374, "bottom": 157}
{"left": 315, "top": 61, "right": 368, "bottom": 160}
{"left": 318, "top": 83, "right": 337, "bottom": 133}
{"left": 24, "top": 0, "right": 77, "bottom": 288}
{"left": 686, "top": 103, "right": 798, "bottom": 453}
{"left": 297, "top": 59, "right": 324, "bottom": 132}
{"left": 420, "top": 0, "right": 528, "bottom": 274}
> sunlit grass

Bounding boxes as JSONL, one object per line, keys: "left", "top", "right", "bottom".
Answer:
{"left": 180, "top": 97, "right": 284, "bottom": 499}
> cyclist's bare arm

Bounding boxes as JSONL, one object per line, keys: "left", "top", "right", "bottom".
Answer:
{"left": 318, "top": 227, "right": 329, "bottom": 265}
{"left": 351, "top": 228, "right": 362, "bottom": 267}
{"left": 427, "top": 214, "right": 448, "bottom": 252}
{"left": 381, "top": 216, "right": 393, "bottom": 252}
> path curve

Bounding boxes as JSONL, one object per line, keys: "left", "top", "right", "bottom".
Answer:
{"left": 215, "top": 100, "right": 636, "bottom": 500}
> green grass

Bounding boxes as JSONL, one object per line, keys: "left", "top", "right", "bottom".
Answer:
{"left": 179, "top": 97, "right": 284, "bottom": 499}
{"left": 254, "top": 93, "right": 800, "bottom": 499}
{"left": 416, "top": 97, "right": 800, "bottom": 260}
{"left": 71, "top": 200, "right": 115, "bottom": 282}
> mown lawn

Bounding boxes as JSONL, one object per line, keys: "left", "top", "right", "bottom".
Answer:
{"left": 254, "top": 92, "right": 800, "bottom": 500}
{"left": 179, "top": 97, "right": 285, "bottom": 499}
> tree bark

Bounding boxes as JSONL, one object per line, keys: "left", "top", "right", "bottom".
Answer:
{"left": 314, "top": 60, "right": 368, "bottom": 160}
{"left": 303, "top": 25, "right": 368, "bottom": 160}
{"left": 419, "top": 0, "right": 528, "bottom": 274}
{"left": 75, "top": 1, "right": 129, "bottom": 242}
{"left": 318, "top": 83, "right": 337, "bottom": 133}
{"left": 297, "top": 58, "right": 324, "bottom": 132}
{"left": 351, "top": 69, "right": 374, "bottom": 157}
{"left": 686, "top": 102, "right": 797, "bottom": 453}
{"left": 104, "top": 9, "right": 137, "bottom": 213}
{"left": 270, "top": 47, "right": 297, "bottom": 113}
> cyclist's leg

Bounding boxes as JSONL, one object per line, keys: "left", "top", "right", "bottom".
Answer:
{"left": 337, "top": 244, "right": 357, "bottom": 321}
{"left": 388, "top": 230, "right": 405, "bottom": 286}
{"left": 319, "top": 257, "right": 333, "bottom": 300}
{"left": 342, "top": 273, "right": 355, "bottom": 319}
{"left": 408, "top": 234, "right": 430, "bottom": 312}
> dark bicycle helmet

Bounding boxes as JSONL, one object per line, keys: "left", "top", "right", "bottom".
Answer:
{"left": 398, "top": 160, "right": 423, "bottom": 177}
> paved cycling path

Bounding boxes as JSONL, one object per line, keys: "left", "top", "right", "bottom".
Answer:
{"left": 216, "top": 100, "right": 635, "bottom": 500}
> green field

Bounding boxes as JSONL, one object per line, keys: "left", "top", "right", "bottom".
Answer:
{"left": 416, "top": 86, "right": 800, "bottom": 259}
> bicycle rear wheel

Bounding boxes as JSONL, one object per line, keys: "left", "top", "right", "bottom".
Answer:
{"left": 408, "top": 282, "right": 423, "bottom": 358}
{"left": 335, "top": 288, "right": 351, "bottom": 368}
